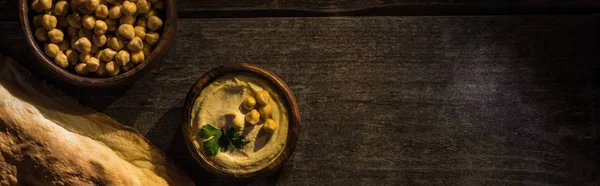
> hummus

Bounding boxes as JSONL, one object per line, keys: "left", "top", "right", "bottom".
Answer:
{"left": 189, "top": 73, "right": 289, "bottom": 174}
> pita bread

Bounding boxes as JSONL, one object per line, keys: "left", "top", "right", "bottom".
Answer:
{"left": 0, "top": 55, "right": 194, "bottom": 186}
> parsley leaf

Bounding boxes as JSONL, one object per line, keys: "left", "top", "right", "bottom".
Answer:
{"left": 197, "top": 125, "right": 250, "bottom": 156}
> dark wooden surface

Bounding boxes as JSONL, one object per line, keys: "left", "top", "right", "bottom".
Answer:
{"left": 1, "top": 0, "right": 600, "bottom": 185}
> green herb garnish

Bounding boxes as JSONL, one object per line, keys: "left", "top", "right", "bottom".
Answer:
{"left": 197, "top": 124, "right": 250, "bottom": 156}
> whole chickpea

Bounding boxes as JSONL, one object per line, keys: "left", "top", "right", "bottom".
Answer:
{"left": 65, "top": 49, "right": 79, "bottom": 65}
{"left": 95, "top": 4, "right": 109, "bottom": 18}
{"left": 34, "top": 27, "right": 48, "bottom": 41}
{"left": 262, "top": 119, "right": 278, "bottom": 133}
{"left": 232, "top": 114, "right": 245, "bottom": 131}
{"left": 79, "top": 52, "right": 92, "bottom": 63}
{"left": 135, "top": 17, "right": 147, "bottom": 27}
{"left": 154, "top": 0, "right": 164, "bottom": 9}
{"left": 108, "top": 5, "right": 122, "bottom": 19}
{"left": 39, "top": 0, "right": 53, "bottom": 10}
{"left": 57, "top": 40, "right": 70, "bottom": 51}
{"left": 96, "top": 62, "right": 107, "bottom": 76}
{"left": 100, "top": 48, "right": 117, "bottom": 62}
{"left": 147, "top": 16, "right": 162, "bottom": 31}
{"left": 31, "top": 0, "right": 44, "bottom": 12}
{"left": 48, "top": 28, "right": 64, "bottom": 43}
{"left": 107, "top": 36, "right": 125, "bottom": 50}
{"left": 67, "top": 12, "right": 82, "bottom": 28}
{"left": 105, "top": 19, "right": 117, "bottom": 31}
{"left": 145, "top": 31, "right": 159, "bottom": 45}
{"left": 127, "top": 37, "right": 144, "bottom": 52}
{"left": 94, "top": 20, "right": 108, "bottom": 34}
{"left": 54, "top": 51, "right": 69, "bottom": 68}
{"left": 82, "top": 15, "right": 96, "bottom": 30}
{"left": 78, "top": 28, "right": 92, "bottom": 38}
{"left": 256, "top": 90, "right": 271, "bottom": 105}
{"left": 144, "top": 8, "right": 159, "bottom": 18}
{"left": 85, "top": 0, "right": 100, "bottom": 11}
{"left": 130, "top": 51, "right": 145, "bottom": 64}
{"left": 243, "top": 96, "right": 256, "bottom": 110}
{"left": 92, "top": 34, "right": 107, "bottom": 47}
{"left": 86, "top": 57, "right": 100, "bottom": 72}
{"left": 42, "top": 14, "right": 57, "bottom": 31}
{"left": 45, "top": 43, "right": 60, "bottom": 58}
{"left": 119, "top": 15, "right": 136, "bottom": 25}
{"left": 54, "top": 1, "right": 70, "bottom": 16}
{"left": 136, "top": 0, "right": 150, "bottom": 13}
{"left": 121, "top": 62, "right": 135, "bottom": 72}
{"left": 115, "top": 50, "right": 130, "bottom": 65}
{"left": 141, "top": 42, "right": 152, "bottom": 57}
{"left": 259, "top": 104, "right": 272, "bottom": 119}
{"left": 74, "top": 63, "right": 90, "bottom": 75}
{"left": 105, "top": 61, "right": 120, "bottom": 76}
{"left": 245, "top": 109, "right": 260, "bottom": 125}
{"left": 75, "top": 37, "right": 92, "bottom": 53}
{"left": 117, "top": 24, "right": 135, "bottom": 39}
{"left": 121, "top": 1, "right": 137, "bottom": 16}
{"left": 134, "top": 26, "right": 146, "bottom": 40}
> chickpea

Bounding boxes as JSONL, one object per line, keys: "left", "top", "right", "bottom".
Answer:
{"left": 79, "top": 52, "right": 92, "bottom": 63}
{"left": 74, "top": 63, "right": 90, "bottom": 75}
{"left": 33, "top": 15, "right": 42, "bottom": 28}
{"left": 54, "top": 51, "right": 69, "bottom": 68}
{"left": 75, "top": 37, "right": 92, "bottom": 53}
{"left": 136, "top": 0, "right": 150, "bottom": 13}
{"left": 117, "top": 24, "right": 135, "bottom": 39}
{"left": 67, "top": 12, "right": 82, "bottom": 28}
{"left": 82, "top": 15, "right": 96, "bottom": 30}
{"left": 119, "top": 15, "right": 136, "bottom": 25}
{"left": 130, "top": 51, "right": 145, "bottom": 64}
{"left": 127, "top": 37, "right": 143, "bottom": 52}
{"left": 45, "top": 43, "right": 60, "bottom": 58}
{"left": 108, "top": 5, "right": 122, "bottom": 19}
{"left": 105, "top": 19, "right": 117, "bottom": 31}
{"left": 39, "top": 0, "right": 53, "bottom": 10}
{"left": 144, "top": 8, "right": 159, "bottom": 18}
{"left": 147, "top": 16, "right": 162, "bottom": 31}
{"left": 121, "top": 62, "right": 134, "bottom": 72}
{"left": 78, "top": 28, "right": 92, "bottom": 38}
{"left": 67, "top": 26, "right": 78, "bottom": 36}
{"left": 243, "top": 96, "right": 256, "bottom": 110}
{"left": 34, "top": 27, "right": 48, "bottom": 41}
{"left": 256, "top": 90, "right": 271, "bottom": 105}
{"left": 107, "top": 36, "right": 125, "bottom": 50}
{"left": 100, "top": 48, "right": 117, "bottom": 62}
{"left": 96, "top": 62, "right": 107, "bottom": 76}
{"left": 31, "top": 0, "right": 44, "bottom": 12}
{"left": 86, "top": 57, "right": 100, "bottom": 72}
{"left": 121, "top": 1, "right": 137, "bottom": 16}
{"left": 115, "top": 50, "right": 130, "bottom": 65}
{"left": 78, "top": 4, "right": 95, "bottom": 15}
{"left": 105, "top": 61, "right": 120, "bottom": 76}
{"left": 57, "top": 16, "right": 69, "bottom": 27}
{"left": 95, "top": 49, "right": 103, "bottom": 59}
{"left": 259, "top": 104, "right": 272, "bottom": 119}
{"left": 135, "top": 17, "right": 147, "bottom": 27}
{"left": 154, "top": 0, "right": 164, "bottom": 9}
{"left": 141, "top": 42, "right": 152, "bottom": 57}
{"left": 232, "top": 114, "right": 245, "bottom": 131}
{"left": 65, "top": 49, "right": 79, "bottom": 65}
{"left": 245, "top": 109, "right": 260, "bottom": 125}
{"left": 85, "top": 0, "right": 100, "bottom": 11}
{"left": 133, "top": 26, "right": 146, "bottom": 40}
{"left": 92, "top": 34, "right": 107, "bottom": 47}
{"left": 55, "top": 1, "right": 70, "bottom": 16}
{"left": 42, "top": 14, "right": 57, "bottom": 31}
{"left": 95, "top": 4, "right": 109, "bottom": 18}
{"left": 57, "top": 40, "right": 70, "bottom": 51}
{"left": 48, "top": 29, "right": 64, "bottom": 43}
{"left": 94, "top": 20, "right": 108, "bottom": 34}
{"left": 145, "top": 31, "right": 159, "bottom": 45}
{"left": 262, "top": 119, "right": 278, "bottom": 133}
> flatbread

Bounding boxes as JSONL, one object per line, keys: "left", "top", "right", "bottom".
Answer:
{"left": 0, "top": 55, "right": 194, "bottom": 186}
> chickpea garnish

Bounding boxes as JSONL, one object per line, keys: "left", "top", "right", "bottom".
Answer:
{"left": 135, "top": 17, "right": 147, "bottom": 27}
{"left": 86, "top": 57, "right": 101, "bottom": 72}
{"left": 100, "top": 48, "right": 117, "bottom": 62}
{"left": 94, "top": 20, "right": 108, "bottom": 34}
{"left": 107, "top": 36, "right": 125, "bottom": 50}
{"left": 45, "top": 43, "right": 60, "bottom": 58}
{"left": 119, "top": 15, "right": 136, "bottom": 25}
{"left": 65, "top": 49, "right": 79, "bottom": 65}
{"left": 95, "top": 4, "right": 109, "bottom": 18}
{"left": 96, "top": 62, "right": 107, "bottom": 76}
{"left": 256, "top": 90, "right": 271, "bottom": 105}
{"left": 82, "top": 15, "right": 96, "bottom": 30}
{"left": 133, "top": 26, "right": 146, "bottom": 40}
{"left": 262, "top": 119, "right": 278, "bottom": 133}
{"left": 259, "top": 104, "right": 272, "bottom": 119}
{"left": 117, "top": 24, "right": 135, "bottom": 39}
{"left": 42, "top": 14, "right": 57, "bottom": 31}
{"left": 54, "top": 1, "right": 69, "bottom": 16}
{"left": 243, "top": 96, "right": 256, "bottom": 110}
{"left": 115, "top": 50, "right": 130, "bottom": 66}
{"left": 147, "top": 16, "right": 162, "bottom": 31}
{"left": 48, "top": 28, "right": 64, "bottom": 43}
{"left": 232, "top": 114, "right": 245, "bottom": 131}
{"left": 141, "top": 42, "right": 152, "bottom": 57}
{"left": 136, "top": 0, "right": 150, "bottom": 14}
{"left": 130, "top": 51, "right": 145, "bottom": 64}
{"left": 145, "top": 31, "right": 159, "bottom": 45}
{"left": 79, "top": 52, "right": 92, "bottom": 63}
{"left": 121, "top": 62, "right": 135, "bottom": 72}
{"left": 85, "top": 0, "right": 100, "bottom": 11}
{"left": 105, "top": 18, "right": 117, "bottom": 31}
{"left": 57, "top": 40, "right": 70, "bottom": 51}
{"left": 54, "top": 51, "right": 69, "bottom": 68}
{"left": 75, "top": 37, "right": 92, "bottom": 53}
{"left": 34, "top": 27, "right": 48, "bottom": 41}
{"left": 245, "top": 109, "right": 260, "bottom": 125}
{"left": 127, "top": 37, "right": 144, "bottom": 52}
{"left": 92, "top": 34, "right": 107, "bottom": 47}
{"left": 121, "top": 1, "right": 137, "bottom": 16}
{"left": 108, "top": 5, "right": 122, "bottom": 19}
{"left": 105, "top": 61, "right": 120, "bottom": 76}
{"left": 74, "top": 63, "right": 90, "bottom": 75}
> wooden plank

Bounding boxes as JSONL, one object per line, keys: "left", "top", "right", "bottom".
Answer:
{"left": 1, "top": 15, "right": 600, "bottom": 185}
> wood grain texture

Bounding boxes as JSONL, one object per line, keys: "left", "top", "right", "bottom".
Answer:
{"left": 1, "top": 15, "right": 600, "bottom": 185}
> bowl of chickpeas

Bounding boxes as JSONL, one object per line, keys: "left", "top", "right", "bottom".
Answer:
{"left": 19, "top": 0, "right": 176, "bottom": 88}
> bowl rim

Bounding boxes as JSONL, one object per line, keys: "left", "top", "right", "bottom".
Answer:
{"left": 182, "top": 63, "right": 301, "bottom": 180}
{"left": 18, "top": 0, "right": 177, "bottom": 88}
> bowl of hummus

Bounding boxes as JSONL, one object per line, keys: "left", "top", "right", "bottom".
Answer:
{"left": 182, "top": 63, "right": 300, "bottom": 179}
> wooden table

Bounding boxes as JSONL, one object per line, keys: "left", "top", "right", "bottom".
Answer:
{"left": 1, "top": 0, "right": 599, "bottom": 185}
